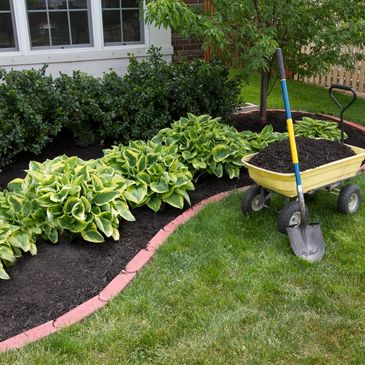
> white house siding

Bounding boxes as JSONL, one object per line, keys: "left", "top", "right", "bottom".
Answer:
{"left": 0, "top": 1, "right": 172, "bottom": 77}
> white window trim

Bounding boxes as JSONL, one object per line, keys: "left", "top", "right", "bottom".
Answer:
{"left": 0, "top": 0, "right": 172, "bottom": 67}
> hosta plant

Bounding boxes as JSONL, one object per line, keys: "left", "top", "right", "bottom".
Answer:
{"left": 152, "top": 114, "right": 252, "bottom": 179}
{"left": 294, "top": 117, "right": 347, "bottom": 141}
{"left": 0, "top": 187, "right": 42, "bottom": 279}
{"left": 240, "top": 125, "right": 288, "bottom": 152}
{"left": 103, "top": 140, "right": 194, "bottom": 212}
{"left": 0, "top": 216, "right": 38, "bottom": 280}
{"left": 7, "top": 156, "right": 136, "bottom": 244}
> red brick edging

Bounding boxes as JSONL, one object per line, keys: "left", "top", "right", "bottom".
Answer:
{"left": 0, "top": 188, "right": 246, "bottom": 352}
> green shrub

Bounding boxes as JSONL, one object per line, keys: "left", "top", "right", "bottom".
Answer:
{"left": 152, "top": 114, "right": 252, "bottom": 179}
{"left": 294, "top": 117, "right": 347, "bottom": 141}
{"left": 0, "top": 48, "right": 240, "bottom": 167}
{"left": 54, "top": 71, "right": 112, "bottom": 146}
{"left": 103, "top": 140, "right": 194, "bottom": 211}
{"left": 0, "top": 66, "right": 61, "bottom": 168}
{"left": 99, "top": 47, "right": 240, "bottom": 145}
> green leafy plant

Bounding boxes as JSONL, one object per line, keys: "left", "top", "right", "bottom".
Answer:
{"left": 6, "top": 156, "right": 136, "bottom": 245}
{"left": 0, "top": 188, "right": 40, "bottom": 280}
{"left": 103, "top": 140, "right": 194, "bottom": 211}
{"left": 0, "top": 66, "right": 61, "bottom": 168}
{"left": 294, "top": 117, "right": 347, "bottom": 141}
{"left": 240, "top": 125, "right": 288, "bottom": 152}
{"left": 152, "top": 114, "right": 252, "bottom": 179}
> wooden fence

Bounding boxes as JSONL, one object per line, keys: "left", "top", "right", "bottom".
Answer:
{"left": 293, "top": 48, "right": 365, "bottom": 94}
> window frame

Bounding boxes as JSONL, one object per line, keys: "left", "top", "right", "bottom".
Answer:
{"left": 0, "top": 0, "right": 18, "bottom": 52}
{"left": 25, "top": 0, "right": 94, "bottom": 50}
{"left": 101, "top": 0, "right": 144, "bottom": 47}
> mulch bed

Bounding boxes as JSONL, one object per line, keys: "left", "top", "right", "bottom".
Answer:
{"left": 249, "top": 137, "right": 355, "bottom": 173}
{"left": 1, "top": 110, "right": 364, "bottom": 342}
{"left": 0, "top": 131, "right": 252, "bottom": 342}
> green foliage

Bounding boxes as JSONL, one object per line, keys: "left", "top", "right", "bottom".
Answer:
{"left": 241, "top": 125, "right": 288, "bottom": 152}
{"left": 146, "top": 0, "right": 365, "bottom": 121}
{"left": 294, "top": 117, "right": 347, "bottom": 141}
{"left": 0, "top": 66, "right": 61, "bottom": 168}
{"left": 103, "top": 140, "right": 194, "bottom": 211}
{"left": 100, "top": 48, "right": 239, "bottom": 144}
{"left": 54, "top": 71, "right": 111, "bottom": 146}
{"left": 152, "top": 114, "right": 251, "bottom": 179}
{"left": 7, "top": 156, "right": 136, "bottom": 246}
{"left": 0, "top": 49, "right": 239, "bottom": 168}
{"left": 146, "top": 0, "right": 365, "bottom": 76}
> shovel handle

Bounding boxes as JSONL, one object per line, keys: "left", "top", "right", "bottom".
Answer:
{"left": 276, "top": 48, "right": 307, "bottom": 224}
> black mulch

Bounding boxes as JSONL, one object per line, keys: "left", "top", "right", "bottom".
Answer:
{"left": 1, "top": 110, "right": 364, "bottom": 342}
{"left": 249, "top": 137, "right": 355, "bottom": 173}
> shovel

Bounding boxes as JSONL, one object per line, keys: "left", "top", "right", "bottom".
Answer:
{"left": 276, "top": 48, "right": 325, "bottom": 261}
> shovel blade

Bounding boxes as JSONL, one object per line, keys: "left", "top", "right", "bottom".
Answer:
{"left": 286, "top": 224, "right": 325, "bottom": 262}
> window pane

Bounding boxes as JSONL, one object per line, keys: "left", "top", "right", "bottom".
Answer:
{"left": 70, "top": 11, "right": 89, "bottom": 44}
{"left": 122, "top": 0, "right": 138, "bottom": 8}
{"left": 69, "top": 0, "right": 87, "bottom": 9}
{"left": 0, "top": 13, "right": 15, "bottom": 48}
{"left": 27, "top": 0, "right": 46, "bottom": 10}
{"left": 49, "top": 12, "right": 70, "bottom": 46}
{"left": 102, "top": 0, "right": 120, "bottom": 8}
{"left": 103, "top": 10, "right": 121, "bottom": 43}
{"left": 28, "top": 12, "right": 50, "bottom": 46}
{"left": 122, "top": 10, "right": 140, "bottom": 42}
{"left": 48, "top": 0, "right": 67, "bottom": 9}
{"left": 0, "top": 0, "right": 10, "bottom": 11}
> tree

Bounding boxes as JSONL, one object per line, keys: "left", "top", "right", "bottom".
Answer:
{"left": 145, "top": 0, "right": 365, "bottom": 124}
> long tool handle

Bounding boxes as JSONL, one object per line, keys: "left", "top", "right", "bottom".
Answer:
{"left": 276, "top": 48, "right": 307, "bottom": 224}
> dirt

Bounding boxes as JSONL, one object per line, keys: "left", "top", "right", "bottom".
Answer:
{"left": 249, "top": 137, "right": 355, "bottom": 173}
{"left": 1, "top": 111, "right": 364, "bottom": 342}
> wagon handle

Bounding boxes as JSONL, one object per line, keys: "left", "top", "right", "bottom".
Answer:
{"left": 329, "top": 84, "right": 357, "bottom": 144}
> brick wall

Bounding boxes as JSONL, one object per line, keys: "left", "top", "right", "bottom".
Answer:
{"left": 172, "top": 0, "right": 205, "bottom": 61}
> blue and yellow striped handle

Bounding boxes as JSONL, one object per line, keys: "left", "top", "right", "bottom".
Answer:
{"left": 277, "top": 49, "right": 303, "bottom": 191}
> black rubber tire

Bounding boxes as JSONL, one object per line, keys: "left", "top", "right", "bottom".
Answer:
{"left": 277, "top": 201, "right": 309, "bottom": 233}
{"left": 337, "top": 184, "right": 362, "bottom": 214}
{"left": 241, "top": 185, "right": 266, "bottom": 214}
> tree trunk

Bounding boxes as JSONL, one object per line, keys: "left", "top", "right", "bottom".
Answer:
{"left": 259, "top": 70, "right": 269, "bottom": 125}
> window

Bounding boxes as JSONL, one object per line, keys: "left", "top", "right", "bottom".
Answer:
{"left": 26, "top": 0, "right": 92, "bottom": 49}
{"left": 0, "top": 0, "right": 17, "bottom": 51}
{"left": 102, "top": 0, "right": 144, "bottom": 45}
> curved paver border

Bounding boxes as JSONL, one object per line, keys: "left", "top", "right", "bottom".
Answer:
{"left": 0, "top": 187, "right": 247, "bottom": 352}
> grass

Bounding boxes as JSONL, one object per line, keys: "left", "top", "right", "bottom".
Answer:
{"left": 236, "top": 73, "right": 365, "bottom": 125}
{"left": 2, "top": 180, "right": 365, "bottom": 364}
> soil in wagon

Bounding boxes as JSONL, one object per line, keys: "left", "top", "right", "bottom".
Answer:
{"left": 249, "top": 137, "right": 355, "bottom": 173}
{"left": 0, "top": 131, "right": 252, "bottom": 342}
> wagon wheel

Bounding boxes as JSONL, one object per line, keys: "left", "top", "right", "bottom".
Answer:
{"left": 337, "top": 184, "right": 363, "bottom": 214}
{"left": 277, "top": 201, "right": 309, "bottom": 233}
{"left": 241, "top": 184, "right": 269, "bottom": 214}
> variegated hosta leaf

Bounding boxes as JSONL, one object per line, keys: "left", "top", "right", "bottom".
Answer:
{"left": 152, "top": 113, "right": 251, "bottom": 179}
{"left": 103, "top": 140, "right": 194, "bottom": 211}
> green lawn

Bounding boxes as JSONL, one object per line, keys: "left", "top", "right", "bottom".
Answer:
{"left": 2, "top": 182, "right": 365, "bottom": 364}
{"left": 237, "top": 73, "right": 365, "bottom": 125}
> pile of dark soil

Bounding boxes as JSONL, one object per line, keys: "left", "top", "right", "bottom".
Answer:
{"left": 249, "top": 137, "right": 355, "bottom": 173}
